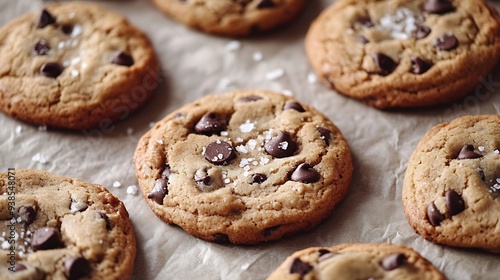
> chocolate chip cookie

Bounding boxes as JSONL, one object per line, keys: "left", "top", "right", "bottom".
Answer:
{"left": 152, "top": 0, "right": 306, "bottom": 36}
{"left": 0, "top": 169, "right": 136, "bottom": 279}
{"left": 267, "top": 243, "right": 447, "bottom": 280}
{"left": 403, "top": 115, "right": 500, "bottom": 253}
{"left": 133, "top": 89, "right": 353, "bottom": 244}
{"left": 0, "top": 2, "right": 159, "bottom": 130}
{"left": 306, "top": 0, "right": 500, "bottom": 108}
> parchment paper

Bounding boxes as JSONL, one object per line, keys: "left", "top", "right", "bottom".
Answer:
{"left": 1, "top": 0, "right": 499, "bottom": 279}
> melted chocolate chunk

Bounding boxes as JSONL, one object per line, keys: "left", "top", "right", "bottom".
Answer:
{"left": 445, "top": 190, "right": 465, "bottom": 216}
{"left": 257, "top": 0, "right": 275, "bottom": 9}
{"left": 64, "top": 257, "right": 91, "bottom": 280}
{"left": 195, "top": 112, "right": 226, "bottom": 135}
{"left": 356, "top": 16, "right": 374, "bottom": 27}
{"left": 33, "top": 40, "right": 51, "bottom": 55}
{"left": 97, "top": 212, "right": 111, "bottom": 230}
{"left": 251, "top": 173, "right": 267, "bottom": 184}
{"left": 381, "top": 253, "right": 406, "bottom": 270}
{"left": 317, "top": 127, "right": 331, "bottom": 145}
{"left": 423, "top": 0, "right": 454, "bottom": 14}
{"left": 18, "top": 206, "right": 36, "bottom": 224}
{"left": 111, "top": 51, "right": 134, "bottom": 66}
{"left": 427, "top": 202, "right": 444, "bottom": 227}
{"left": 36, "top": 9, "right": 56, "bottom": 28}
{"left": 14, "top": 263, "right": 27, "bottom": 272}
{"left": 410, "top": 56, "right": 432, "bottom": 74}
{"left": 434, "top": 34, "right": 458, "bottom": 51}
{"left": 318, "top": 249, "right": 331, "bottom": 256}
{"left": 148, "top": 178, "right": 168, "bottom": 205}
{"left": 264, "top": 131, "right": 298, "bottom": 158}
{"left": 415, "top": 25, "right": 431, "bottom": 39}
{"left": 289, "top": 258, "right": 313, "bottom": 276}
{"left": 61, "top": 24, "right": 74, "bottom": 35}
{"left": 213, "top": 233, "right": 230, "bottom": 243}
{"left": 262, "top": 225, "right": 280, "bottom": 237}
{"left": 371, "top": 53, "right": 397, "bottom": 76}
{"left": 291, "top": 163, "right": 321, "bottom": 183}
{"left": 31, "top": 227, "right": 62, "bottom": 250}
{"left": 283, "top": 101, "right": 305, "bottom": 112}
{"left": 194, "top": 168, "right": 211, "bottom": 186}
{"left": 457, "top": 145, "right": 483, "bottom": 159}
{"left": 39, "top": 62, "right": 63, "bottom": 78}
{"left": 204, "top": 141, "right": 236, "bottom": 165}
{"left": 161, "top": 165, "right": 172, "bottom": 179}
{"left": 238, "top": 95, "right": 262, "bottom": 102}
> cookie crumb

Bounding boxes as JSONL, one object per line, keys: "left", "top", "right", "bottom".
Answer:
{"left": 126, "top": 185, "right": 138, "bottom": 195}
{"left": 239, "top": 120, "right": 255, "bottom": 133}
{"left": 265, "top": 68, "right": 285, "bottom": 80}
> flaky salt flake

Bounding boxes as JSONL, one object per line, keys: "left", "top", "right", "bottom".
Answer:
{"left": 239, "top": 120, "right": 255, "bottom": 133}
{"left": 149, "top": 122, "right": 156, "bottom": 128}
{"left": 307, "top": 72, "right": 317, "bottom": 84}
{"left": 218, "top": 78, "right": 232, "bottom": 89}
{"left": 126, "top": 185, "right": 138, "bottom": 195}
{"left": 112, "top": 181, "right": 122, "bottom": 188}
{"left": 247, "top": 139, "right": 257, "bottom": 150}
{"left": 239, "top": 158, "right": 249, "bottom": 168}
{"left": 281, "top": 89, "right": 293, "bottom": 96}
{"left": 265, "top": 68, "right": 285, "bottom": 80}
{"left": 32, "top": 153, "right": 48, "bottom": 164}
{"left": 236, "top": 145, "right": 248, "bottom": 154}
{"left": 278, "top": 141, "right": 289, "bottom": 150}
{"left": 220, "top": 131, "right": 229, "bottom": 136}
{"left": 260, "top": 157, "right": 269, "bottom": 165}
{"left": 236, "top": 137, "right": 244, "bottom": 143}
{"left": 494, "top": 149, "right": 500, "bottom": 155}
{"left": 478, "top": 146, "right": 485, "bottom": 152}
{"left": 156, "top": 139, "right": 164, "bottom": 145}
{"left": 70, "top": 69, "right": 79, "bottom": 78}
{"left": 225, "top": 40, "right": 241, "bottom": 52}
{"left": 1, "top": 241, "right": 9, "bottom": 250}
{"left": 496, "top": 178, "right": 500, "bottom": 184}
{"left": 71, "top": 24, "right": 83, "bottom": 37}
{"left": 223, "top": 178, "right": 231, "bottom": 184}
{"left": 15, "top": 125, "right": 22, "bottom": 134}
{"left": 252, "top": 52, "right": 263, "bottom": 62}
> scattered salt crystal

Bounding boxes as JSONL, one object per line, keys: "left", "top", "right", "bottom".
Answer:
{"left": 225, "top": 40, "right": 241, "bottom": 52}
{"left": 126, "top": 185, "right": 138, "bottom": 195}
{"left": 156, "top": 139, "right": 164, "bottom": 145}
{"left": 307, "top": 72, "right": 317, "bottom": 84}
{"left": 223, "top": 178, "right": 231, "bottom": 184}
{"left": 220, "top": 131, "right": 228, "bottom": 136}
{"left": 378, "top": 8, "right": 418, "bottom": 39}
{"left": 149, "top": 122, "right": 156, "bottom": 128}
{"left": 478, "top": 146, "right": 485, "bottom": 152}
{"left": 82, "top": 62, "right": 88, "bottom": 69}
{"left": 218, "top": 78, "right": 232, "bottom": 89}
{"left": 32, "top": 153, "right": 47, "bottom": 164}
{"left": 252, "top": 52, "right": 263, "bottom": 62}
{"left": 265, "top": 68, "right": 285, "bottom": 80}
{"left": 243, "top": 165, "right": 251, "bottom": 171}
{"left": 58, "top": 41, "right": 66, "bottom": 49}
{"left": 281, "top": 89, "right": 293, "bottom": 96}
{"left": 252, "top": 161, "right": 258, "bottom": 166}
{"left": 247, "top": 139, "right": 257, "bottom": 150}
{"left": 278, "top": 141, "right": 289, "bottom": 150}
{"left": 494, "top": 149, "right": 500, "bottom": 155}
{"left": 239, "top": 158, "right": 249, "bottom": 168}
{"left": 496, "top": 178, "right": 500, "bottom": 184}
{"left": 236, "top": 145, "right": 248, "bottom": 154}
{"left": 71, "top": 24, "right": 83, "bottom": 37}
{"left": 70, "top": 69, "right": 79, "bottom": 77}
{"left": 260, "top": 157, "right": 269, "bottom": 165}
{"left": 112, "top": 181, "right": 122, "bottom": 188}
{"left": 236, "top": 137, "right": 244, "bottom": 143}
{"left": 239, "top": 120, "right": 255, "bottom": 133}
{"left": 1, "top": 241, "right": 9, "bottom": 250}
{"left": 71, "top": 57, "right": 81, "bottom": 65}
{"left": 15, "top": 125, "right": 22, "bottom": 134}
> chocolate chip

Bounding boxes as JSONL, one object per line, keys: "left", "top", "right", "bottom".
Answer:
{"left": 111, "top": 51, "right": 134, "bottom": 66}
{"left": 194, "top": 168, "right": 211, "bottom": 186}
{"left": 264, "top": 131, "right": 298, "bottom": 158}
{"left": 283, "top": 101, "right": 305, "bottom": 112}
{"left": 324, "top": 76, "right": 336, "bottom": 90}
{"left": 148, "top": 178, "right": 168, "bottom": 205}
{"left": 31, "top": 227, "right": 61, "bottom": 250}
{"left": 415, "top": 25, "right": 431, "bottom": 39}
{"left": 238, "top": 95, "right": 262, "bottom": 102}
{"left": 317, "top": 127, "right": 331, "bottom": 145}
{"left": 410, "top": 56, "right": 432, "bottom": 74}
{"left": 289, "top": 258, "right": 312, "bottom": 276}
{"left": 381, "top": 253, "right": 406, "bottom": 270}
{"left": 33, "top": 40, "right": 51, "bottom": 55}
{"left": 61, "top": 24, "right": 73, "bottom": 35}
{"left": 257, "top": 0, "right": 275, "bottom": 9}
{"left": 318, "top": 252, "right": 338, "bottom": 262}
{"left": 195, "top": 112, "right": 226, "bottom": 135}
{"left": 371, "top": 53, "right": 397, "bottom": 76}
{"left": 96, "top": 212, "right": 111, "bottom": 230}
{"left": 36, "top": 9, "right": 56, "bottom": 28}
{"left": 39, "top": 62, "right": 63, "bottom": 78}
{"left": 357, "top": 35, "right": 369, "bottom": 44}
{"left": 291, "top": 163, "right": 321, "bottom": 183}
{"left": 427, "top": 202, "right": 444, "bottom": 227}
{"left": 318, "top": 249, "right": 331, "bottom": 256}
{"left": 213, "top": 233, "right": 230, "bottom": 243}
{"left": 262, "top": 225, "right": 280, "bottom": 237}
{"left": 434, "top": 34, "right": 458, "bottom": 51}
{"left": 161, "top": 165, "right": 172, "bottom": 179}
{"left": 423, "top": 0, "right": 454, "bottom": 14}
{"left": 356, "top": 16, "right": 374, "bottom": 27}
{"left": 204, "top": 141, "right": 236, "bottom": 165}
{"left": 18, "top": 206, "right": 36, "bottom": 224}
{"left": 457, "top": 145, "right": 483, "bottom": 159}
{"left": 64, "top": 257, "right": 91, "bottom": 280}
{"left": 251, "top": 173, "right": 267, "bottom": 184}
{"left": 445, "top": 190, "right": 465, "bottom": 216}
{"left": 14, "top": 263, "right": 27, "bottom": 272}
{"left": 479, "top": 169, "right": 486, "bottom": 181}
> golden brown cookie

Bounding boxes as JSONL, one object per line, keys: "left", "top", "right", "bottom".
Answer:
{"left": 0, "top": 169, "right": 136, "bottom": 279}
{"left": 403, "top": 115, "right": 500, "bottom": 253}
{"left": 267, "top": 243, "right": 447, "bottom": 280}
{"left": 133, "top": 89, "right": 353, "bottom": 244}
{"left": 152, "top": 0, "right": 306, "bottom": 36}
{"left": 306, "top": 0, "right": 500, "bottom": 108}
{"left": 0, "top": 2, "right": 159, "bottom": 130}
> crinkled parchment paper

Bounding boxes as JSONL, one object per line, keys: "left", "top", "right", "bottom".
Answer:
{"left": 1, "top": 0, "right": 500, "bottom": 279}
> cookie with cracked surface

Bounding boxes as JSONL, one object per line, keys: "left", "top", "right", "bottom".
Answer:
{"left": 0, "top": 169, "right": 136, "bottom": 279}
{"left": 133, "top": 89, "right": 353, "bottom": 244}
{"left": 403, "top": 115, "right": 500, "bottom": 253}
{"left": 152, "top": 0, "right": 306, "bottom": 36}
{"left": 0, "top": 2, "right": 159, "bottom": 130}
{"left": 267, "top": 243, "right": 447, "bottom": 280}
{"left": 306, "top": 0, "right": 500, "bottom": 108}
